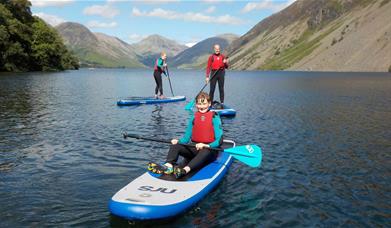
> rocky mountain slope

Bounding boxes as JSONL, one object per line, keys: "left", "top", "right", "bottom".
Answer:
{"left": 227, "top": 0, "right": 391, "bottom": 72}
{"left": 55, "top": 22, "right": 143, "bottom": 68}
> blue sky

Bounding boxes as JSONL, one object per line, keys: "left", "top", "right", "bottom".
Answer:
{"left": 31, "top": 0, "right": 295, "bottom": 47}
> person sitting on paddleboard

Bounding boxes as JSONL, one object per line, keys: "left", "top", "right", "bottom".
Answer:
{"left": 206, "top": 44, "right": 228, "bottom": 109}
{"left": 148, "top": 92, "right": 223, "bottom": 179}
{"left": 153, "top": 52, "right": 167, "bottom": 99}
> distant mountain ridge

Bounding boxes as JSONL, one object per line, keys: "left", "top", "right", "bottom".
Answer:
{"left": 54, "top": 22, "right": 238, "bottom": 70}
{"left": 55, "top": 23, "right": 189, "bottom": 68}
{"left": 56, "top": 22, "right": 143, "bottom": 68}
{"left": 226, "top": 0, "right": 391, "bottom": 72}
{"left": 131, "top": 34, "right": 188, "bottom": 67}
{"left": 171, "top": 34, "right": 238, "bottom": 69}
{"left": 56, "top": 22, "right": 98, "bottom": 48}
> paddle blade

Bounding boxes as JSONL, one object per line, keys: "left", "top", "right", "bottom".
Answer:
{"left": 224, "top": 145, "right": 262, "bottom": 168}
{"left": 184, "top": 99, "right": 195, "bottom": 110}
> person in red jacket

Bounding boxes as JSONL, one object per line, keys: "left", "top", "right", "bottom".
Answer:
{"left": 148, "top": 92, "right": 223, "bottom": 179}
{"left": 206, "top": 44, "right": 228, "bottom": 107}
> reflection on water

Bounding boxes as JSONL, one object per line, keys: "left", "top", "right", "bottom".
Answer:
{"left": 151, "top": 105, "right": 164, "bottom": 132}
{"left": 0, "top": 69, "right": 390, "bottom": 227}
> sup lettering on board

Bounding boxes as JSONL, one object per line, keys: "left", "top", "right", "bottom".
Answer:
{"left": 138, "top": 185, "right": 177, "bottom": 194}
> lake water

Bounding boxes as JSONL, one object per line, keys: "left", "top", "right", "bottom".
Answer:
{"left": 0, "top": 69, "right": 390, "bottom": 227}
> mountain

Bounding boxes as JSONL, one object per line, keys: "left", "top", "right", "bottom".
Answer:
{"left": 132, "top": 34, "right": 188, "bottom": 67}
{"left": 227, "top": 0, "right": 391, "bottom": 72}
{"left": 170, "top": 34, "right": 238, "bottom": 69}
{"left": 55, "top": 22, "right": 144, "bottom": 68}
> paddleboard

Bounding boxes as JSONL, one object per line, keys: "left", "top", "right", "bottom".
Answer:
{"left": 117, "top": 96, "right": 186, "bottom": 106}
{"left": 109, "top": 140, "right": 235, "bottom": 220}
{"left": 211, "top": 104, "right": 236, "bottom": 117}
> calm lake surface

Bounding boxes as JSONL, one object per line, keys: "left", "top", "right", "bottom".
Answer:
{"left": 0, "top": 69, "right": 390, "bottom": 227}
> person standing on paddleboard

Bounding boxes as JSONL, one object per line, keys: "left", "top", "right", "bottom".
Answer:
{"left": 206, "top": 44, "right": 228, "bottom": 108}
{"left": 148, "top": 92, "right": 223, "bottom": 179}
{"left": 153, "top": 52, "right": 167, "bottom": 99}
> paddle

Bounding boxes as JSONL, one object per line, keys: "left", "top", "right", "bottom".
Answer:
{"left": 165, "top": 66, "right": 175, "bottom": 97}
{"left": 123, "top": 132, "right": 262, "bottom": 168}
{"left": 184, "top": 68, "right": 220, "bottom": 110}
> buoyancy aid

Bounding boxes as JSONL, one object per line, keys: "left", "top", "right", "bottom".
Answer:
{"left": 210, "top": 54, "right": 226, "bottom": 70}
{"left": 154, "top": 58, "right": 164, "bottom": 72}
{"left": 191, "top": 111, "right": 215, "bottom": 143}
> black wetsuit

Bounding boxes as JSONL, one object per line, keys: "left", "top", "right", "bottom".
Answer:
{"left": 209, "top": 69, "right": 225, "bottom": 103}
{"left": 153, "top": 71, "right": 163, "bottom": 96}
{"left": 166, "top": 144, "right": 218, "bottom": 171}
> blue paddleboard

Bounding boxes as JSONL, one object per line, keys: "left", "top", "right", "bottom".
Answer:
{"left": 117, "top": 96, "right": 186, "bottom": 106}
{"left": 211, "top": 104, "right": 236, "bottom": 117}
{"left": 109, "top": 140, "right": 235, "bottom": 220}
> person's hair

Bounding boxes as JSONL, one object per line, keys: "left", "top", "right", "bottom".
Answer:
{"left": 161, "top": 52, "right": 166, "bottom": 56}
{"left": 196, "top": 92, "right": 211, "bottom": 103}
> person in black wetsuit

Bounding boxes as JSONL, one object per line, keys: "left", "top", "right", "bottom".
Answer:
{"left": 153, "top": 52, "right": 167, "bottom": 99}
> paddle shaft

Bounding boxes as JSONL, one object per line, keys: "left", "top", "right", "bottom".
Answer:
{"left": 123, "top": 132, "right": 263, "bottom": 167}
{"left": 123, "top": 132, "right": 224, "bottom": 151}
{"left": 185, "top": 68, "right": 221, "bottom": 110}
{"left": 198, "top": 68, "right": 220, "bottom": 96}
{"left": 165, "top": 66, "right": 175, "bottom": 96}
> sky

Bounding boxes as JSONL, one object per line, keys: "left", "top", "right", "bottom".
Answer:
{"left": 30, "top": 0, "right": 296, "bottom": 47}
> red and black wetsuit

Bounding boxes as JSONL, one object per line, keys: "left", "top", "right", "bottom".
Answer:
{"left": 206, "top": 53, "right": 228, "bottom": 103}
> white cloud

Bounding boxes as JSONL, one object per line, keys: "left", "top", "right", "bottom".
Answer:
{"left": 31, "top": 0, "right": 74, "bottom": 7}
{"left": 205, "top": 6, "right": 216, "bottom": 13}
{"left": 34, "top": 12, "right": 65, "bottom": 26}
{"left": 128, "top": 34, "right": 148, "bottom": 43}
{"left": 132, "top": 7, "right": 244, "bottom": 25}
{"left": 241, "top": 0, "right": 296, "bottom": 13}
{"left": 87, "top": 20, "right": 117, "bottom": 28}
{"left": 83, "top": 4, "right": 119, "bottom": 18}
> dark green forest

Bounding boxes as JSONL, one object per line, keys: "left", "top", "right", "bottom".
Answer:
{"left": 0, "top": 0, "right": 79, "bottom": 72}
